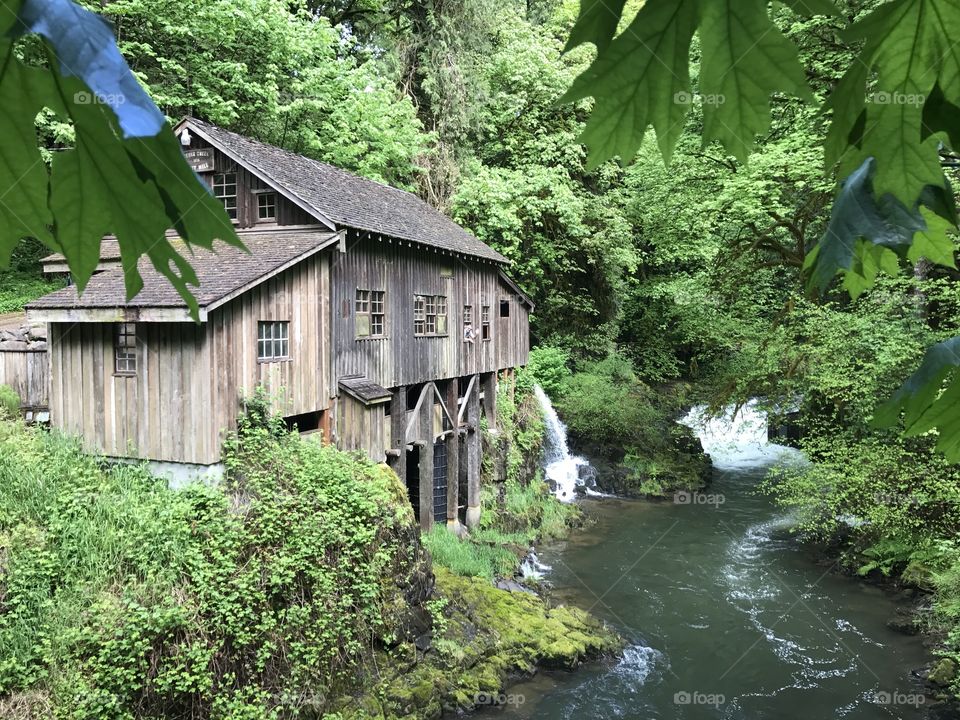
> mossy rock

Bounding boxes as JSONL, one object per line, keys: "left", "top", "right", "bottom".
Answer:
{"left": 929, "top": 658, "right": 958, "bottom": 687}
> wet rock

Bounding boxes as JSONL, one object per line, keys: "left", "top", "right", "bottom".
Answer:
{"left": 886, "top": 609, "right": 920, "bottom": 635}
{"left": 495, "top": 578, "right": 536, "bottom": 595}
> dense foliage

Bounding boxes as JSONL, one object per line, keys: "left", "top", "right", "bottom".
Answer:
{"left": 0, "top": 410, "right": 429, "bottom": 717}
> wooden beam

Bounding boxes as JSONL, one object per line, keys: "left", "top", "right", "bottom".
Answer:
{"left": 433, "top": 382, "right": 456, "bottom": 431}
{"left": 465, "top": 374, "right": 481, "bottom": 529}
{"left": 445, "top": 378, "right": 460, "bottom": 529}
{"left": 418, "top": 390, "right": 434, "bottom": 532}
{"left": 405, "top": 383, "right": 432, "bottom": 442}
{"left": 389, "top": 387, "right": 406, "bottom": 482}
{"left": 457, "top": 374, "right": 477, "bottom": 424}
{"left": 481, "top": 372, "right": 497, "bottom": 431}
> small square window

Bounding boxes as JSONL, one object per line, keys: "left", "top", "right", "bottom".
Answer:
{"left": 258, "top": 321, "right": 289, "bottom": 361}
{"left": 114, "top": 322, "right": 137, "bottom": 374}
{"left": 414, "top": 294, "right": 446, "bottom": 336}
{"left": 257, "top": 192, "right": 276, "bottom": 221}
{"left": 499, "top": 299, "right": 511, "bottom": 318}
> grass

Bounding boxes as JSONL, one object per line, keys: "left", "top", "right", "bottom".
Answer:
{"left": 421, "top": 527, "right": 519, "bottom": 580}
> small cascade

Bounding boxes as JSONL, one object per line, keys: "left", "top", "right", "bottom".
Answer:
{"left": 680, "top": 400, "right": 804, "bottom": 469}
{"left": 534, "top": 385, "right": 594, "bottom": 501}
{"left": 519, "top": 548, "right": 553, "bottom": 581}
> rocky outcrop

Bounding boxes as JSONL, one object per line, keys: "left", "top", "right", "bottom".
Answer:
{"left": 0, "top": 324, "right": 46, "bottom": 352}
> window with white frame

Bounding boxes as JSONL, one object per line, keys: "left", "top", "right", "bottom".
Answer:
{"left": 257, "top": 321, "right": 289, "bottom": 361}
{"left": 213, "top": 173, "right": 238, "bottom": 220}
{"left": 257, "top": 192, "right": 276, "bottom": 221}
{"left": 114, "top": 322, "right": 137, "bottom": 374}
{"left": 356, "top": 289, "right": 385, "bottom": 338}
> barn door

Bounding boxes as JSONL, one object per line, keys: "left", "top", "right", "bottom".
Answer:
{"left": 433, "top": 440, "right": 448, "bottom": 523}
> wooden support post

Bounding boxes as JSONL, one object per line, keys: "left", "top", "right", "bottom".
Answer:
{"left": 444, "top": 378, "right": 460, "bottom": 532}
{"left": 465, "top": 374, "right": 481, "bottom": 529}
{"left": 418, "top": 383, "right": 435, "bottom": 532}
{"left": 481, "top": 372, "right": 497, "bottom": 431}
{"left": 389, "top": 387, "right": 406, "bottom": 483}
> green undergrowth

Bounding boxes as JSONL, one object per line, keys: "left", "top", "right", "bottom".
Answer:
{"left": 0, "top": 411, "right": 430, "bottom": 719}
{"left": 0, "top": 271, "right": 63, "bottom": 314}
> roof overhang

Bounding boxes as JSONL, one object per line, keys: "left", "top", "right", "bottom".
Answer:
{"left": 338, "top": 376, "right": 393, "bottom": 406}
{"left": 497, "top": 270, "right": 535, "bottom": 311}
{"left": 27, "top": 231, "right": 341, "bottom": 324}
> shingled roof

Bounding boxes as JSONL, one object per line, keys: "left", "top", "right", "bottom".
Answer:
{"left": 27, "top": 229, "right": 338, "bottom": 315}
{"left": 181, "top": 118, "right": 508, "bottom": 264}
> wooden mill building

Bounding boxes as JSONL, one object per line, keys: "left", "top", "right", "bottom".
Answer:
{"left": 25, "top": 118, "right": 533, "bottom": 531}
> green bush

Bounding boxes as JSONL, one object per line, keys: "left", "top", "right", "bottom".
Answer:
{"left": 0, "top": 385, "right": 19, "bottom": 415}
{"left": 0, "top": 271, "right": 64, "bottom": 314}
{"left": 522, "top": 346, "right": 570, "bottom": 396}
{"left": 0, "top": 415, "right": 426, "bottom": 718}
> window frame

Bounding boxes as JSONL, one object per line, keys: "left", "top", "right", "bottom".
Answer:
{"left": 113, "top": 322, "right": 137, "bottom": 375}
{"left": 257, "top": 320, "right": 290, "bottom": 362}
{"left": 414, "top": 294, "right": 448, "bottom": 337}
{"left": 499, "top": 299, "right": 511, "bottom": 318}
{"left": 355, "top": 288, "right": 386, "bottom": 339}
{"left": 213, "top": 172, "right": 238, "bottom": 221}
{"left": 257, "top": 191, "right": 277, "bottom": 221}
{"left": 481, "top": 305, "right": 491, "bottom": 341}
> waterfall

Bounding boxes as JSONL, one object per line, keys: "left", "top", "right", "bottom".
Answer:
{"left": 534, "top": 384, "right": 594, "bottom": 501}
{"left": 680, "top": 400, "right": 805, "bottom": 470}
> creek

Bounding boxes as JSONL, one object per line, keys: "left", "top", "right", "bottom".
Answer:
{"left": 497, "top": 399, "right": 931, "bottom": 719}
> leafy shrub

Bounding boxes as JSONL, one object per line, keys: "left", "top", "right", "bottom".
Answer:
{"left": 522, "top": 346, "right": 570, "bottom": 396}
{"left": 0, "top": 416, "right": 427, "bottom": 718}
{"left": 0, "top": 272, "right": 64, "bottom": 313}
{"left": 0, "top": 385, "right": 19, "bottom": 416}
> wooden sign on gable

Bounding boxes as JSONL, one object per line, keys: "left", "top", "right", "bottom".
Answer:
{"left": 184, "top": 148, "right": 215, "bottom": 173}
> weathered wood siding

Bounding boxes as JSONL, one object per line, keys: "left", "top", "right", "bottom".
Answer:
{"left": 46, "top": 253, "right": 332, "bottom": 466}
{"left": 48, "top": 322, "right": 216, "bottom": 464}
{"left": 336, "top": 394, "right": 389, "bottom": 458}
{"left": 183, "top": 139, "right": 319, "bottom": 228}
{"left": 0, "top": 349, "right": 48, "bottom": 409}
{"left": 330, "top": 238, "right": 529, "bottom": 388}
{"left": 207, "top": 252, "right": 332, "bottom": 440}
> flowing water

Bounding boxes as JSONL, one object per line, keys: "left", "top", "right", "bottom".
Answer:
{"left": 493, "top": 401, "right": 932, "bottom": 720}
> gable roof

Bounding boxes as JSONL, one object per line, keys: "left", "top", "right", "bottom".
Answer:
{"left": 27, "top": 229, "right": 338, "bottom": 321}
{"left": 179, "top": 118, "right": 508, "bottom": 264}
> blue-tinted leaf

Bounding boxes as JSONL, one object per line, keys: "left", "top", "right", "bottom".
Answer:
{"left": 16, "top": 0, "right": 164, "bottom": 138}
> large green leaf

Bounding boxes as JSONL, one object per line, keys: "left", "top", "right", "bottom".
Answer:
{"left": 840, "top": 0, "right": 960, "bottom": 205}
{"left": 564, "top": 0, "right": 629, "bottom": 53}
{"left": 561, "top": 0, "right": 700, "bottom": 166}
{"left": 874, "top": 337, "right": 960, "bottom": 461}
{"left": 699, "top": 0, "right": 812, "bottom": 162}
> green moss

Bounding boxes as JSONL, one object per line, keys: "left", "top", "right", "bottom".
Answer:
{"left": 930, "top": 658, "right": 958, "bottom": 686}
{"left": 374, "top": 568, "right": 622, "bottom": 717}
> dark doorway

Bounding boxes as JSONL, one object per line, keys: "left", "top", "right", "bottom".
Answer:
{"left": 433, "top": 441, "right": 448, "bottom": 523}
{"left": 406, "top": 446, "right": 420, "bottom": 523}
